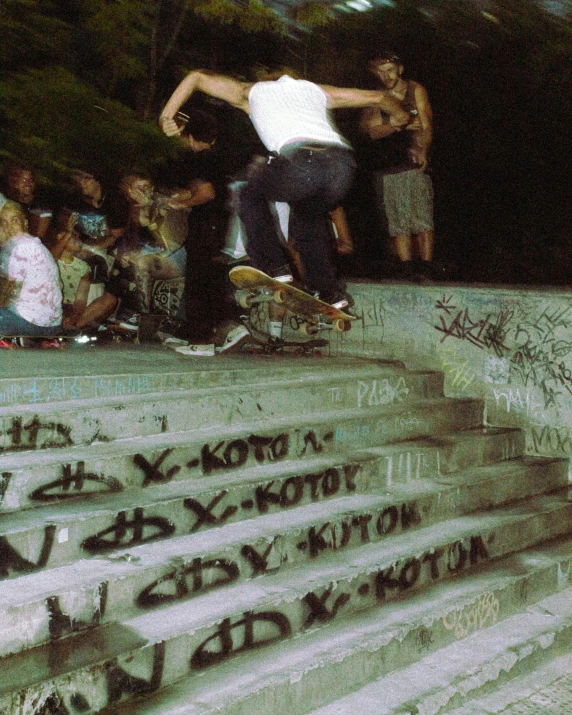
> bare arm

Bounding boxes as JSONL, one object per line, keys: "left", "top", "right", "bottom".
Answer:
{"left": 160, "top": 70, "right": 252, "bottom": 136}
{"left": 410, "top": 83, "right": 433, "bottom": 171}
{"left": 360, "top": 106, "right": 399, "bottom": 140}
{"left": 320, "top": 86, "right": 409, "bottom": 127}
{"left": 167, "top": 180, "right": 216, "bottom": 209}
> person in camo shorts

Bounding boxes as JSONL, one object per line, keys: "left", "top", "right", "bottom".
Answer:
{"left": 361, "top": 52, "right": 435, "bottom": 282}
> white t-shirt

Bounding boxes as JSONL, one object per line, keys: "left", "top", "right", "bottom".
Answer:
{"left": 2, "top": 233, "right": 62, "bottom": 326}
{"left": 248, "top": 76, "right": 349, "bottom": 154}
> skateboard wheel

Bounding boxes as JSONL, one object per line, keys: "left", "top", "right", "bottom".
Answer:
{"left": 238, "top": 293, "right": 253, "bottom": 308}
{"left": 273, "top": 289, "right": 287, "bottom": 304}
{"left": 299, "top": 322, "right": 319, "bottom": 337}
{"left": 332, "top": 319, "right": 346, "bottom": 333}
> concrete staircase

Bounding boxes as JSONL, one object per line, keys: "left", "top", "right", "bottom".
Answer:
{"left": 0, "top": 348, "right": 570, "bottom": 715}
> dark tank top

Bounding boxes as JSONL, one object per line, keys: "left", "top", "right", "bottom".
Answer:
{"left": 368, "top": 81, "right": 418, "bottom": 174}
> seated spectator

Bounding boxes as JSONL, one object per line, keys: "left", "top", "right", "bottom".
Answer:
{"left": 0, "top": 160, "right": 55, "bottom": 241}
{"left": 54, "top": 166, "right": 126, "bottom": 284}
{"left": 0, "top": 200, "right": 62, "bottom": 336}
{"left": 54, "top": 223, "right": 118, "bottom": 331}
{"left": 117, "top": 171, "right": 188, "bottom": 314}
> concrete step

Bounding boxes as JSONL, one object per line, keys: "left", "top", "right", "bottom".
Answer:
{"left": 0, "top": 363, "right": 445, "bottom": 453}
{"left": 0, "top": 491, "right": 570, "bottom": 712}
{"left": 0, "top": 432, "right": 555, "bottom": 579}
{"left": 0, "top": 455, "right": 565, "bottom": 657}
{"left": 0, "top": 352, "right": 405, "bottom": 407}
{"left": 445, "top": 652, "right": 572, "bottom": 714}
{"left": 0, "top": 397, "right": 485, "bottom": 513}
{"left": 13, "top": 530, "right": 572, "bottom": 715}
{"left": 307, "top": 587, "right": 572, "bottom": 715}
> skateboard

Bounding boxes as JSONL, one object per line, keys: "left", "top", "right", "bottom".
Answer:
{"left": 229, "top": 266, "right": 355, "bottom": 336}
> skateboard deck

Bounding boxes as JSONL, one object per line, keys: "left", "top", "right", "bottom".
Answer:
{"left": 229, "top": 266, "right": 355, "bottom": 334}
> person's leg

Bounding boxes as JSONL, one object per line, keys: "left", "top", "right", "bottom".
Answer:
{"left": 238, "top": 158, "right": 297, "bottom": 276}
{"left": 411, "top": 173, "right": 435, "bottom": 266}
{"left": 415, "top": 230, "right": 434, "bottom": 262}
{"left": 0, "top": 308, "right": 61, "bottom": 336}
{"left": 75, "top": 292, "right": 118, "bottom": 329}
{"left": 287, "top": 148, "right": 356, "bottom": 302}
{"left": 383, "top": 172, "right": 415, "bottom": 278}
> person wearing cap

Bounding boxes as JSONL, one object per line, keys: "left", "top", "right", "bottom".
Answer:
{"left": 159, "top": 68, "right": 409, "bottom": 341}
{"left": 361, "top": 52, "right": 435, "bottom": 281}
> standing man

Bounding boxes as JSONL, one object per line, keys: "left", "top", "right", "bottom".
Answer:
{"left": 361, "top": 52, "right": 435, "bottom": 281}
{"left": 160, "top": 69, "right": 408, "bottom": 339}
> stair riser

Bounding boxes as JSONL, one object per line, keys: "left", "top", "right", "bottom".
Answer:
{"left": 0, "top": 372, "right": 446, "bottom": 452}
{"left": 1, "top": 502, "right": 571, "bottom": 712}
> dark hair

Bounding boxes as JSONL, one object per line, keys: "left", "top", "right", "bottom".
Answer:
{"left": 1, "top": 160, "right": 34, "bottom": 193}
{"left": 369, "top": 52, "right": 403, "bottom": 70}
{"left": 178, "top": 109, "right": 219, "bottom": 144}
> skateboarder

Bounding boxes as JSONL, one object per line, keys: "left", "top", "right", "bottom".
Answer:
{"left": 160, "top": 69, "right": 408, "bottom": 341}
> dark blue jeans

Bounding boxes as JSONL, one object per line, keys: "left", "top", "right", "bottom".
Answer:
{"left": 238, "top": 144, "right": 356, "bottom": 298}
{"left": 0, "top": 308, "right": 61, "bottom": 336}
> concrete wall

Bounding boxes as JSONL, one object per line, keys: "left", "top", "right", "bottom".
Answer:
{"left": 332, "top": 281, "right": 572, "bottom": 465}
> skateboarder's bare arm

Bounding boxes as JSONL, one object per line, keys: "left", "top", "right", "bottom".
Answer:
{"left": 320, "top": 86, "right": 409, "bottom": 127}
{"left": 160, "top": 71, "right": 252, "bottom": 136}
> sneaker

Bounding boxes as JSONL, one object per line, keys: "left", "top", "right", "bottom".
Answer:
{"left": 269, "top": 265, "right": 294, "bottom": 283}
{"left": 319, "top": 290, "right": 353, "bottom": 312}
{"left": 175, "top": 343, "right": 216, "bottom": 357}
{"left": 219, "top": 325, "right": 251, "bottom": 353}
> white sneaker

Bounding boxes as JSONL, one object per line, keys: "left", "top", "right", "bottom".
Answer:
{"left": 219, "top": 325, "right": 251, "bottom": 353}
{"left": 175, "top": 343, "right": 215, "bottom": 357}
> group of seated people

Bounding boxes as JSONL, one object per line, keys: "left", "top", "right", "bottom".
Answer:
{"left": 0, "top": 157, "right": 200, "bottom": 340}
{"left": 0, "top": 105, "right": 355, "bottom": 347}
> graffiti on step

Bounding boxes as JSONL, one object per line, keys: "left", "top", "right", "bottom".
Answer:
{"left": 357, "top": 377, "right": 410, "bottom": 408}
{"left": 191, "top": 611, "right": 292, "bottom": 669}
{"left": 187, "top": 533, "right": 490, "bottom": 671}
{"left": 0, "top": 524, "right": 56, "bottom": 578}
{"left": 415, "top": 627, "right": 435, "bottom": 652}
{"left": 47, "top": 581, "right": 109, "bottom": 641}
{"left": 435, "top": 296, "right": 512, "bottom": 356}
{"left": 138, "top": 557, "right": 240, "bottom": 608}
{"left": 0, "top": 416, "right": 73, "bottom": 453}
{"left": 0, "top": 472, "right": 11, "bottom": 505}
{"left": 81, "top": 508, "right": 175, "bottom": 553}
{"left": 0, "top": 375, "right": 160, "bottom": 406}
{"left": 16, "top": 642, "right": 165, "bottom": 714}
{"left": 29, "top": 461, "right": 123, "bottom": 502}
{"left": 183, "top": 464, "right": 360, "bottom": 531}
{"left": 137, "top": 497, "right": 420, "bottom": 609}
{"left": 297, "top": 501, "right": 422, "bottom": 559}
{"left": 133, "top": 428, "right": 335, "bottom": 486}
{"left": 442, "top": 591, "right": 500, "bottom": 638}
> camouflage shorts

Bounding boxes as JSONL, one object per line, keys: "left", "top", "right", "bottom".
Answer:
{"left": 378, "top": 169, "right": 434, "bottom": 237}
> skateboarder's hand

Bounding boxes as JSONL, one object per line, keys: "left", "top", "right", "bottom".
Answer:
{"left": 159, "top": 117, "right": 183, "bottom": 137}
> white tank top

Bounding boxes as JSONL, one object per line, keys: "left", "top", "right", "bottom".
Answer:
{"left": 248, "top": 76, "right": 350, "bottom": 154}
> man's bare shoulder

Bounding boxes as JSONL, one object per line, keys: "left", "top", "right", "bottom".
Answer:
{"left": 193, "top": 70, "right": 253, "bottom": 110}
